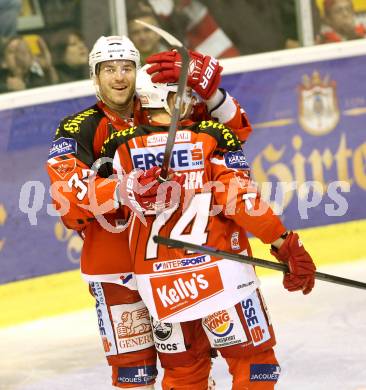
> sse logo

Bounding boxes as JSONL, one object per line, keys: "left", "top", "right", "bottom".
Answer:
{"left": 131, "top": 143, "right": 204, "bottom": 171}
{"left": 241, "top": 294, "right": 271, "bottom": 346}
{"left": 203, "top": 310, "right": 234, "bottom": 337}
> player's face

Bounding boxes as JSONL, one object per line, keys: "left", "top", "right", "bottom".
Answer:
{"left": 168, "top": 89, "right": 195, "bottom": 119}
{"left": 97, "top": 60, "right": 136, "bottom": 110}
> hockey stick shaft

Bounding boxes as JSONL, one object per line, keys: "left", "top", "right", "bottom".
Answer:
{"left": 135, "top": 20, "right": 190, "bottom": 181}
{"left": 159, "top": 46, "right": 189, "bottom": 180}
{"left": 153, "top": 236, "right": 366, "bottom": 290}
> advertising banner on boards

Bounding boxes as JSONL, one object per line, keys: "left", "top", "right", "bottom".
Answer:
{"left": 224, "top": 54, "right": 366, "bottom": 230}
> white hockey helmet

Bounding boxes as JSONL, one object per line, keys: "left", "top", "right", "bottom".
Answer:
{"left": 136, "top": 64, "right": 192, "bottom": 116}
{"left": 89, "top": 35, "right": 140, "bottom": 78}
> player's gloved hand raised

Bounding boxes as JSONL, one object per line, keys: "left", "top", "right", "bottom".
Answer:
{"left": 270, "top": 232, "right": 316, "bottom": 295}
{"left": 146, "top": 50, "right": 223, "bottom": 100}
{"left": 119, "top": 166, "right": 185, "bottom": 214}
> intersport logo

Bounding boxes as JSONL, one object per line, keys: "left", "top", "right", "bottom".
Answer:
{"left": 150, "top": 265, "right": 224, "bottom": 320}
{"left": 153, "top": 255, "right": 210, "bottom": 272}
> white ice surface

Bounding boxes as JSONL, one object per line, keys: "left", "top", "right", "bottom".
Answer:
{"left": 1, "top": 260, "right": 366, "bottom": 390}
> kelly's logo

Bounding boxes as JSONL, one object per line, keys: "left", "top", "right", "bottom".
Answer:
{"left": 150, "top": 265, "right": 224, "bottom": 320}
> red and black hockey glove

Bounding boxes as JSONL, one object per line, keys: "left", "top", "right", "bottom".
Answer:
{"left": 146, "top": 50, "right": 223, "bottom": 100}
{"left": 119, "top": 166, "right": 185, "bottom": 214}
{"left": 270, "top": 232, "right": 316, "bottom": 295}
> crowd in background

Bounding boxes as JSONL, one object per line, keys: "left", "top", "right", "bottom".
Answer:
{"left": 0, "top": 0, "right": 365, "bottom": 94}
{"left": 0, "top": 0, "right": 109, "bottom": 93}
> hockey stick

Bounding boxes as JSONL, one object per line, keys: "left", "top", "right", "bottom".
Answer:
{"left": 135, "top": 20, "right": 190, "bottom": 181}
{"left": 153, "top": 235, "right": 366, "bottom": 290}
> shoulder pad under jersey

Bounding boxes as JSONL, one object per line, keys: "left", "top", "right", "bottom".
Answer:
{"left": 58, "top": 105, "right": 103, "bottom": 136}
{"left": 100, "top": 126, "right": 138, "bottom": 157}
{"left": 197, "top": 120, "right": 242, "bottom": 151}
{"left": 52, "top": 105, "right": 104, "bottom": 167}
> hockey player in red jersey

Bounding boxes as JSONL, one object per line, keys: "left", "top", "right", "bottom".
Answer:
{"left": 46, "top": 35, "right": 255, "bottom": 389}
{"left": 99, "top": 65, "right": 317, "bottom": 389}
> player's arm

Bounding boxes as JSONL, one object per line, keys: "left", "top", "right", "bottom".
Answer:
{"left": 203, "top": 89, "right": 252, "bottom": 143}
{"left": 146, "top": 50, "right": 252, "bottom": 142}
{"left": 215, "top": 163, "right": 286, "bottom": 243}
{"left": 209, "top": 136, "right": 316, "bottom": 294}
{"left": 46, "top": 118, "right": 119, "bottom": 231}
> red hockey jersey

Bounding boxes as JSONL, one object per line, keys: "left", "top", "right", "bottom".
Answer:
{"left": 46, "top": 97, "right": 253, "bottom": 285}
{"left": 100, "top": 120, "right": 286, "bottom": 321}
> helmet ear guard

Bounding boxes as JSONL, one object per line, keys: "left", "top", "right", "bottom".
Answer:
{"left": 136, "top": 64, "right": 192, "bottom": 117}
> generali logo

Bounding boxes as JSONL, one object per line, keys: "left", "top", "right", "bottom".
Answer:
{"left": 150, "top": 265, "right": 224, "bottom": 320}
{"left": 146, "top": 130, "right": 191, "bottom": 147}
{"left": 117, "top": 307, "right": 151, "bottom": 339}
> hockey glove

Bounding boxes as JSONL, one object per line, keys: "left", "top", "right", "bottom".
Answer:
{"left": 119, "top": 166, "right": 185, "bottom": 214}
{"left": 270, "top": 232, "right": 316, "bottom": 295}
{"left": 146, "top": 50, "right": 223, "bottom": 100}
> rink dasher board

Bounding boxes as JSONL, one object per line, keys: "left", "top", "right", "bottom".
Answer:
{"left": 0, "top": 39, "right": 365, "bottom": 111}
{"left": 0, "top": 39, "right": 366, "bottom": 284}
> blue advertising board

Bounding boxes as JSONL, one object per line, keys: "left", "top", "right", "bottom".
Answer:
{"left": 0, "top": 96, "right": 94, "bottom": 283}
{"left": 222, "top": 54, "right": 366, "bottom": 229}
{"left": 0, "top": 55, "right": 365, "bottom": 283}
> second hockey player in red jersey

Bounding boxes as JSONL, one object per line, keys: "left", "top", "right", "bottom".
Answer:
{"left": 100, "top": 66, "right": 317, "bottom": 389}
{"left": 46, "top": 34, "right": 257, "bottom": 389}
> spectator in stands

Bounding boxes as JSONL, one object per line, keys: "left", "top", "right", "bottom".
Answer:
{"left": 0, "top": 35, "right": 58, "bottom": 92}
{"left": 50, "top": 30, "right": 89, "bottom": 83}
{"left": 277, "top": 0, "right": 321, "bottom": 48}
{"left": 320, "top": 0, "right": 366, "bottom": 43}
{"left": 127, "top": 9, "right": 169, "bottom": 64}
{"left": 198, "top": 0, "right": 286, "bottom": 54}
{"left": 199, "top": 0, "right": 321, "bottom": 54}
{"left": 145, "top": 0, "right": 321, "bottom": 56}
{"left": 0, "top": 0, "right": 21, "bottom": 38}
{"left": 146, "top": 0, "right": 240, "bottom": 58}
{"left": 39, "top": 0, "right": 81, "bottom": 31}
{"left": 0, "top": 39, "right": 6, "bottom": 92}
